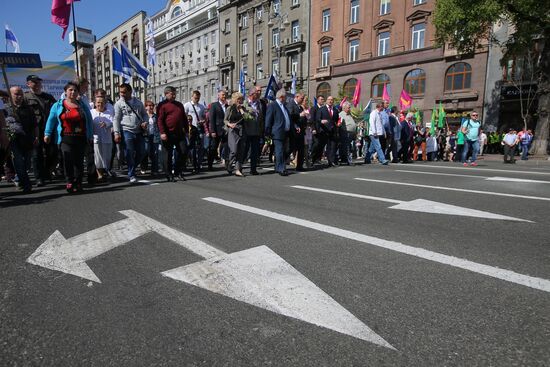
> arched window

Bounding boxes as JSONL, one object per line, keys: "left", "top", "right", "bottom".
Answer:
{"left": 404, "top": 68, "right": 426, "bottom": 95}
{"left": 172, "top": 6, "right": 182, "bottom": 18}
{"left": 343, "top": 78, "right": 357, "bottom": 99}
{"left": 371, "top": 73, "right": 390, "bottom": 98}
{"left": 445, "top": 62, "right": 472, "bottom": 91}
{"left": 316, "top": 82, "right": 331, "bottom": 99}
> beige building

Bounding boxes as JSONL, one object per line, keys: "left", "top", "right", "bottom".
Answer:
{"left": 309, "top": 0, "right": 489, "bottom": 127}
{"left": 148, "top": 0, "right": 219, "bottom": 104}
{"left": 218, "top": 0, "right": 310, "bottom": 95}
{"left": 94, "top": 11, "right": 148, "bottom": 102}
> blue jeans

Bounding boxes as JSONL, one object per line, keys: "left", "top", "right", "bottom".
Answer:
{"left": 365, "top": 136, "right": 386, "bottom": 163}
{"left": 462, "top": 139, "right": 479, "bottom": 163}
{"left": 11, "top": 141, "right": 32, "bottom": 190}
{"left": 123, "top": 131, "right": 145, "bottom": 178}
{"left": 521, "top": 144, "right": 529, "bottom": 160}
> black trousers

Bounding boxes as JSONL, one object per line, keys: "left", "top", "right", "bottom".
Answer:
{"left": 60, "top": 142, "right": 85, "bottom": 184}
{"left": 161, "top": 135, "right": 187, "bottom": 177}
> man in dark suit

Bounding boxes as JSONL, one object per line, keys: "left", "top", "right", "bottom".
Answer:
{"left": 207, "top": 90, "right": 228, "bottom": 170}
{"left": 315, "top": 95, "right": 339, "bottom": 167}
{"left": 265, "top": 89, "right": 296, "bottom": 176}
{"left": 309, "top": 95, "right": 324, "bottom": 165}
{"left": 400, "top": 112, "right": 414, "bottom": 163}
{"left": 286, "top": 91, "right": 307, "bottom": 171}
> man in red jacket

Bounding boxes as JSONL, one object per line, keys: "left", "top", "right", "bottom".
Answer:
{"left": 156, "top": 86, "right": 188, "bottom": 182}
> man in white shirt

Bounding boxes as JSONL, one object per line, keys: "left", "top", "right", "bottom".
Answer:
{"left": 364, "top": 102, "right": 389, "bottom": 165}
{"left": 502, "top": 128, "right": 518, "bottom": 163}
{"left": 184, "top": 90, "right": 206, "bottom": 174}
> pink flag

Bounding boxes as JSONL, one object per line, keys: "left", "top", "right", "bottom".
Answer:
{"left": 399, "top": 89, "right": 413, "bottom": 111}
{"left": 382, "top": 83, "right": 390, "bottom": 102}
{"left": 352, "top": 79, "right": 362, "bottom": 107}
{"left": 340, "top": 96, "right": 347, "bottom": 105}
{"left": 51, "top": 0, "right": 77, "bottom": 40}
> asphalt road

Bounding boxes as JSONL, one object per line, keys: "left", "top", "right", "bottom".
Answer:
{"left": 1, "top": 158, "right": 549, "bottom": 366}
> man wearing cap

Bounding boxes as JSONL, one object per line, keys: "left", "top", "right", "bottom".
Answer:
{"left": 243, "top": 87, "right": 265, "bottom": 175}
{"left": 24, "top": 75, "right": 57, "bottom": 186}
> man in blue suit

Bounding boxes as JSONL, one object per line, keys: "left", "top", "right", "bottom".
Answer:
{"left": 265, "top": 89, "right": 296, "bottom": 176}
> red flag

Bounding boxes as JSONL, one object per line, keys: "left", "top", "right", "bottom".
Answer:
{"left": 352, "top": 79, "right": 361, "bottom": 107}
{"left": 399, "top": 89, "right": 412, "bottom": 111}
{"left": 382, "top": 83, "right": 390, "bottom": 102}
{"left": 51, "top": 0, "right": 77, "bottom": 40}
{"left": 340, "top": 96, "right": 347, "bottom": 105}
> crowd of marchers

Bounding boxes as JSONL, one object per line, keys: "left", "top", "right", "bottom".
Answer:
{"left": 0, "top": 76, "right": 536, "bottom": 194}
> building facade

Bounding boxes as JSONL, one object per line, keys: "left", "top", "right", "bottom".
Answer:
{"left": 94, "top": 11, "right": 148, "bottom": 102}
{"left": 148, "top": 0, "right": 219, "bottom": 104}
{"left": 218, "top": 0, "right": 310, "bottom": 95}
{"left": 309, "top": 0, "right": 489, "bottom": 127}
{"left": 67, "top": 27, "right": 96, "bottom": 97}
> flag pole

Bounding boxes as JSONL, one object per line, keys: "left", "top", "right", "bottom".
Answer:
{"left": 71, "top": 1, "right": 80, "bottom": 79}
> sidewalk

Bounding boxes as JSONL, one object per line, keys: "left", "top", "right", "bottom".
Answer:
{"left": 477, "top": 154, "right": 550, "bottom": 166}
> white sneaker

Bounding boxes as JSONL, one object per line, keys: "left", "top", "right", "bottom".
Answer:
{"left": 129, "top": 176, "right": 138, "bottom": 184}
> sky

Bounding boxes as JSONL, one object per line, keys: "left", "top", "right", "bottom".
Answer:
{"left": 2, "top": 1, "right": 162, "bottom": 61}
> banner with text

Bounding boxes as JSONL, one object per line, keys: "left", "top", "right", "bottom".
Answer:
{"left": 0, "top": 60, "right": 76, "bottom": 98}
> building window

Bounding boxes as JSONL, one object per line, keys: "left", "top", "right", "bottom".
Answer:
{"left": 225, "top": 44, "right": 231, "bottom": 57}
{"left": 350, "top": 0, "right": 360, "bottom": 24}
{"left": 224, "top": 19, "right": 231, "bottom": 33}
{"left": 321, "top": 46, "right": 331, "bottom": 67}
{"left": 272, "top": 28, "right": 280, "bottom": 47}
{"left": 291, "top": 21, "right": 300, "bottom": 42}
{"left": 413, "top": 0, "right": 426, "bottom": 5}
{"left": 292, "top": 0, "right": 300, "bottom": 5}
{"left": 322, "top": 9, "right": 330, "bottom": 32}
{"left": 242, "top": 39, "right": 248, "bottom": 55}
{"left": 348, "top": 39, "right": 359, "bottom": 62}
{"left": 316, "top": 82, "right": 331, "bottom": 99}
{"left": 272, "top": 60, "right": 279, "bottom": 75}
{"left": 411, "top": 23, "right": 426, "bottom": 50}
{"left": 404, "top": 68, "right": 426, "bottom": 95}
{"left": 211, "top": 31, "right": 216, "bottom": 44}
{"left": 242, "top": 13, "right": 248, "bottom": 28}
{"left": 445, "top": 62, "right": 472, "bottom": 91}
{"left": 343, "top": 78, "right": 358, "bottom": 99}
{"left": 256, "top": 63, "right": 264, "bottom": 79}
{"left": 172, "top": 6, "right": 182, "bottom": 18}
{"left": 204, "top": 53, "right": 209, "bottom": 67}
{"left": 380, "top": 0, "right": 391, "bottom": 15}
{"left": 256, "top": 7, "right": 263, "bottom": 20}
{"left": 372, "top": 73, "right": 390, "bottom": 98}
{"left": 291, "top": 54, "right": 299, "bottom": 73}
{"left": 256, "top": 34, "right": 263, "bottom": 51}
{"left": 378, "top": 32, "right": 390, "bottom": 56}
{"left": 273, "top": 0, "right": 281, "bottom": 14}
{"left": 196, "top": 37, "right": 201, "bottom": 51}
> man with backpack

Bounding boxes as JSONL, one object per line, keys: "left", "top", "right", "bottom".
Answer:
{"left": 461, "top": 112, "right": 481, "bottom": 166}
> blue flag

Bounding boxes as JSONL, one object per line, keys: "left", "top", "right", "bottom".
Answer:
{"left": 239, "top": 69, "right": 246, "bottom": 96}
{"left": 5, "top": 25, "right": 20, "bottom": 53}
{"left": 264, "top": 73, "right": 278, "bottom": 101}
{"left": 120, "top": 42, "right": 150, "bottom": 84}
{"left": 112, "top": 45, "right": 131, "bottom": 82}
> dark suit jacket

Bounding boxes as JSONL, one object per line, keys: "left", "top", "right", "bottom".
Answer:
{"left": 308, "top": 104, "right": 322, "bottom": 129}
{"left": 400, "top": 121, "right": 413, "bottom": 142}
{"left": 208, "top": 101, "right": 227, "bottom": 136}
{"left": 286, "top": 99, "right": 307, "bottom": 133}
{"left": 317, "top": 105, "right": 339, "bottom": 135}
{"left": 265, "top": 101, "right": 294, "bottom": 141}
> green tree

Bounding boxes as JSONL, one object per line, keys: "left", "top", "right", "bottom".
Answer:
{"left": 433, "top": 0, "right": 550, "bottom": 155}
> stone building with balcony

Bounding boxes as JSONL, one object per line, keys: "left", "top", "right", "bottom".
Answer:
{"left": 148, "top": 0, "right": 219, "bottom": 104}
{"left": 310, "top": 0, "right": 489, "bottom": 127}
{"left": 218, "top": 0, "right": 310, "bottom": 95}
{"left": 94, "top": 11, "right": 148, "bottom": 102}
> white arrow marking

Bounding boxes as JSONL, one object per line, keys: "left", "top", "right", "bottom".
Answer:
{"left": 354, "top": 178, "right": 550, "bottom": 202}
{"left": 27, "top": 210, "right": 224, "bottom": 283}
{"left": 291, "top": 185, "right": 530, "bottom": 222}
{"left": 397, "top": 170, "right": 550, "bottom": 184}
{"left": 162, "top": 246, "right": 394, "bottom": 349}
{"left": 28, "top": 210, "right": 393, "bottom": 347}
{"left": 203, "top": 197, "right": 550, "bottom": 293}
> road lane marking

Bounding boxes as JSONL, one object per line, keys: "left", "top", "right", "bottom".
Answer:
{"left": 354, "top": 178, "right": 550, "bottom": 202}
{"left": 396, "top": 170, "right": 550, "bottom": 183}
{"left": 203, "top": 197, "right": 550, "bottom": 293}
{"left": 290, "top": 185, "right": 530, "bottom": 221}
{"left": 409, "top": 164, "right": 550, "bottom": 176}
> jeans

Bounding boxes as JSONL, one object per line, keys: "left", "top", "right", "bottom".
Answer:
{"left": 462, "top": 139, "right": 479, "bottom": 163}
{"left": 365, "top": 136, "right": 386, "bottom": 163}
{"left": 123, "top": 131, "right": 145, "bottom": 178}
{"left": 273, "top": 138, "right": 288, "bottom": 173}
{"left": 144, "top": 134, "right": 160, "bottom": 173}
{"left": 11, "top": 141, "right": 32, "bottom": 190}
{"left": 521, "top": 144, "right": 529, "bottom": 160}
